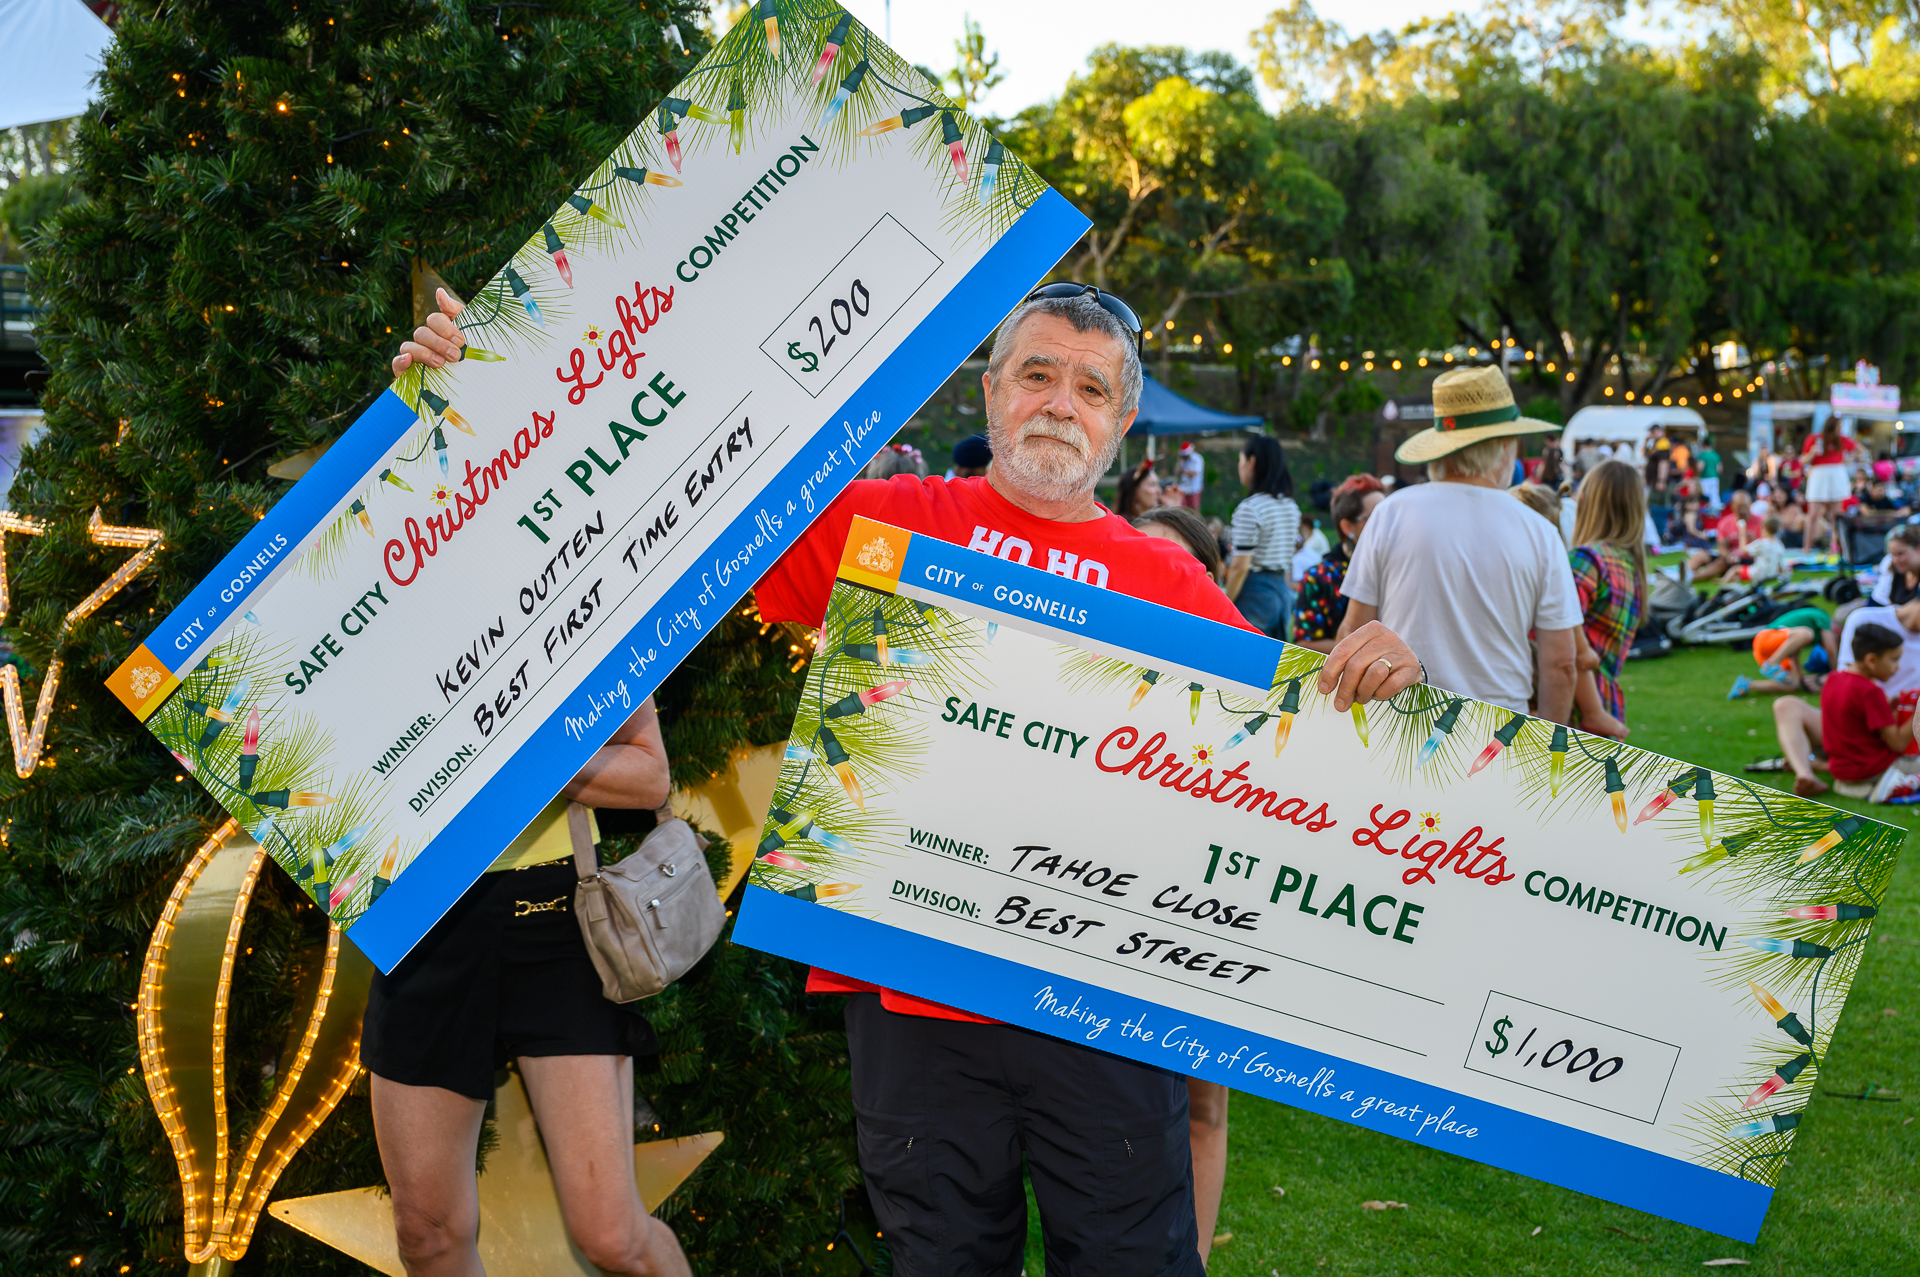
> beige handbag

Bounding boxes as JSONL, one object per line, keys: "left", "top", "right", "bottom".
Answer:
{"left": 568, "top": 802, "right": 726, "bottom": 1002}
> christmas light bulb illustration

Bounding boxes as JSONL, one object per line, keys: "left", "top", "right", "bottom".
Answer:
{"left": 420, "top": 388, "right": 470, "bottom": 434}
{"left": 349, "top": 498, "right": 373, "bottom": 537}
{"left": 238, "top": 708, "right": 261, "bottom": 791}
{"left": 1415, "top": 698, "right": 1466, "bottom": 770}
{"left": 251, "top": 790, "right": 333, "bottom": 810}
{"left": 728, "top": 79, "right": 746, "bottom": 153}
{"left": 1188, "top": 683, "right": 1203, "bottom": 725}
{"left": 1682, "top": 828, "right": 1761, "bottom": 873}
{"left": 1729, "top": 1111, "right": 1802, "bottom": 1139}
{"left": 1604, "top": 757, "right": 1626, "bottom": 832}
{"left": 314, "top": 825, "right": 366, "bottom": 885}
{"left": 1470, "top": 711, "right": 1528, "bottom": 776}
{"left": 1131, "top": 669, "right": 1160, "bottom": 709}
{"left": 1695, "top": 769, "right": 1717, "bottom": 845}
{"left": 378, "top": 468, "right": 413, "bottom": 492}
{"left": 840, "top": 643, "right": 932, "bottom": 665}
{"left": 822, "top": 59, "right": 870, "bottom": 126}
{"left": 940, "top": 111, "right": 968, "bottom": 181}
{"left": 664, "top": 21, "right": 686, "bottom": 54}
{"left": 1273, "top": 679, "right": 1303, "bottom": 755}
{"left": 1549, "top": 724, "right": 1568, "bottom": 795}
{"left": 565, "top": 192, "right": 623, "bottom": 227}
{"left": 250, "top": 816, "right": 277, "bottom": 850}
{"left": 758, "top": 848, "right": 810, "bottom": 873}
{"left": 859, "top": 104, "right": 938, "bottom": 136}
{"left": 985, "top": 621, "right": 998, "bottom": 643}
{"left": 873, "top": 608, "right": 888, "bottom": 664}
{"left": 786, "top": 884, "right": 819, "bottom": 903}
{"left": 542, "top": 223, "right": 572, "bottom": 287}
{"left": 978, "top": 137, "right": 1004, "bottom": 205}
{"left": 757, "top": 0, "right": 780, "bottom": 57}
{"left": 1784, "top": 903, "right": 1876, "bottom": 921}
{"left": 612, "top": 165, "right": 682, "bottom": 189}
{"left": 1224, "top": 713, "right": 1270, "bottom": 751}
{"left": 369, "top": 837, "right": 401, "bottom": 904}
{"left": 817, "top": 726, "right": 863, "bottom": 809}
{"left": 1750, "top": 981, "right": 1812, "bottom": 1044}
{"left": 330, "top": 863, "right": 372, "bottom": 911}
{"left": 823, "top": 680, "right": 910, "bottom": 718}
{"left": 783, "top": 742, "right": 819, "bottom": 763}
{"left": 1351, "top": 702, "right": 1369, "bottom": 747}
{"left": 1799, "top": 815, "right": 1862, "bottom": 863}
{"left": 1745, "top": 937, "right": 1834, "bottom": 959}
{"left": 817, "top": 883, "right": 859, "bottom": 898}
{"left": 813, "top": 12, "right": 852, "bottom": 85}
{"left": 457, "top": 344, "right": 505, "bottom": 361}
{"left": 432, "top": 425, "right": 449, "bottom": 476}
{"left": 1744, "top": 1053, "right": 1812, "bottom": 1108}
{"left": 765, "top": 806, "right": 852, "bottom": 855}
{"left": 503, "top": 264, "right": 543, "bottom": 324}
{"left": 1635, "top": 771, "right": 1697, "bottom": 825}
{"left": 169, "top": 749, "right": 198, "bottom": 775}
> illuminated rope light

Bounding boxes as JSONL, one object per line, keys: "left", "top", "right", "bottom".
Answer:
{"left": 137, "top": 821, "right": 238, "bottom": 1252}
{"left": 191, "top": 844, "right": 268, "bottom": 1264}
{"left": 0, "top": 508, "right": 164, "bottom": 777}
{"left": 139, "top": 822, "right": 368, "bottom": 1264}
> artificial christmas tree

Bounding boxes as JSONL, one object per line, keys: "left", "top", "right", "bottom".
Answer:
{"left": 0, "top": 2, "right": 857, "bottom": 1271}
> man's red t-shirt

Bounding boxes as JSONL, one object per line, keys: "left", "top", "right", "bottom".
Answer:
{"left": 1821, "top": 670, "right": 1898, "bottom": 783}
{"left": 754, "top": 474, "right": 1256, "bottom": 1021}
{"left": 1715, "top": 511, "right": 1762, "bottom": 549}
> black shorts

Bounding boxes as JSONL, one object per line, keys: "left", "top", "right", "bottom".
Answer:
{"left": 845, "top": 993, "right": 1202, "bottom": 1277}
{"left": 361, "top": 858, "right": 656, "bottom": 1101}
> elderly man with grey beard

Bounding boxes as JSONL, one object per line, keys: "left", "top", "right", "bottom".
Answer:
{"left": 398, "top": 282, "right": 1423, "bottom": 1276}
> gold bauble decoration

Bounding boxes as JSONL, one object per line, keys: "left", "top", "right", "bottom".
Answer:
{"left": 137, "top": 821, "right": 372, "bottom": 1277}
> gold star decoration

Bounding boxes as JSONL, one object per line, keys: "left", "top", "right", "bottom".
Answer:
{"left": 269, "top": 1068, "right": 722, "bottom": 1276}
{"left": 0, "top": 508, "right": 163, "bottom": 776}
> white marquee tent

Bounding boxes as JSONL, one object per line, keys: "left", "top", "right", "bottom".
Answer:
{"left": 0, "top": 0, "right": 113, "bottom": 132}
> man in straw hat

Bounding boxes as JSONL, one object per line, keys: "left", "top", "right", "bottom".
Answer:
{"left": 1338, "top": 365, "right": 1583, "bottom": 719}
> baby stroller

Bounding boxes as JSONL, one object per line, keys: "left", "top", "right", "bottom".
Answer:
{"left": 1668, "top": 576, "right": 1815, "bottom": 648}
{"left": 1628, "top": 566, "right": 1693, "bottom": 660}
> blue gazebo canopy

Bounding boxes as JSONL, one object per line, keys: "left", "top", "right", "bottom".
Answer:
{"left": 1130, "top": 373, "right": 1264, "bottom": 436}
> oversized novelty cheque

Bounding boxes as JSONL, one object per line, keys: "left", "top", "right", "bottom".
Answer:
{"left": 733, "top": 517, "right": 1902, "bottom": 1242}
{"left": 104, "top": 10, "right": 1088, "bottom": 971}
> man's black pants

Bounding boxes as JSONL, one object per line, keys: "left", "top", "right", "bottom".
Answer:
{"left": 846, "top": 993, "right": 1204, "bottom": 1277}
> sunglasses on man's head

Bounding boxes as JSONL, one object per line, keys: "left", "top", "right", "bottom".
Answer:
{"left": 1021, "top": 282, "right": 1145, "bottom": 354}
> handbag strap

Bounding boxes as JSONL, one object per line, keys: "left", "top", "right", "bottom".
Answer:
{"left": 567, "top": 801, "right": 597, "bottom": 881}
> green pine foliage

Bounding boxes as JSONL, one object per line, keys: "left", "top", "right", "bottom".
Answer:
{"left": 0, "top": 2, "right": 860, "bottom": 1273}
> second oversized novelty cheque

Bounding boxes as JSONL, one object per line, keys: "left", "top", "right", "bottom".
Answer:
{"left": 733, "top": 517, "right": 1902, "bottom": 1243}
{"left": 103, "top": 12, "right": 1090, "bottom": 970}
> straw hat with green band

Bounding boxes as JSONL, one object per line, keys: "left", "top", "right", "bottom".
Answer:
{"left": 1395, "top": 365, "right": 1560, "bottom": 465}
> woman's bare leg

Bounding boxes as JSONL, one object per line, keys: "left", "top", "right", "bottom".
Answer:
{"left": 520, "top": 1054, "right": 691, "bottom": 1277}
{"left": 1188, "top": 1079, "right": 1229, "bottom": 1265}
{"left": 371, "top": 1074, "right": 488, "bottom": 1277}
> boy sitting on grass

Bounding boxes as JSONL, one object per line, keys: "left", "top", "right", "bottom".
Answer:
{"left": 1729, "top": 604, "right": 1836, "bottom": 699}
{"left": 1770, "top": 622, "right": 1920, "bottom": 801}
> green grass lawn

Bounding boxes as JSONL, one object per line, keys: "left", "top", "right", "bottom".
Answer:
{"left": 1017, "top": 643, "right": 1919, "bottom": 1276}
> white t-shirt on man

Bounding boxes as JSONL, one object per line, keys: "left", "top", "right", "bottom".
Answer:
{"left": 1342, "top": 481, "right": 1582, "bottom": 711}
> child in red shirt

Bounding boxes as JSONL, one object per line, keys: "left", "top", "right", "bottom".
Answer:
{"left": 1818, "top": 623, "right": 1919, "bottom": 801}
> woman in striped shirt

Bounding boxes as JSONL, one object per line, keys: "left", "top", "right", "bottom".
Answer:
{"left": 1225, "top": 434, "right": 1301, "bottom": 638}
